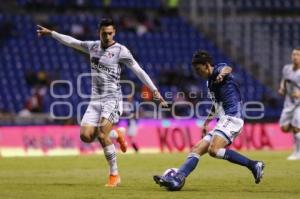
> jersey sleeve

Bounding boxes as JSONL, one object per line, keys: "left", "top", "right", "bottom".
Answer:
{"left": 80, "top": 41, "right": 96, "bottom": 53}
{"left": 51, "top": 31, "right": 94, "bottom": 54}
{"left": 213, "top": 63, "right": 228, "bottom": 75}
{"left": 282, "top": 65, "right": 289, "bottom": 79}
{"left": 119, "top": 46, "right": 135, "bottom": 66}
{"left": 119, "top": 46, "right": 158, "bottom": 92}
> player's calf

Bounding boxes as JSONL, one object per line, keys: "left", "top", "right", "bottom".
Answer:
{"left": 98, "top": 132, "right": 112, "bottom": 146}
{"left": 115, "top": 127, "right": 128, "bottom": 153}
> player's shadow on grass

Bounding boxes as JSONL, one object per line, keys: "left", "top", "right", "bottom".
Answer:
{"left": 47, "top": 182, "right": 96, "bottom": 186}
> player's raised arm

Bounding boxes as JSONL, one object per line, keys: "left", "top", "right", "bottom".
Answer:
{"left": 202, "top": 104, "right": 217, "bottom": 136}
{"left": 36, "top": 25, "right": 90, "bottom": 54}
{"left": 278, "top": 79, "right": 286, "bottom": 96}
{"left": 119, "top": 46, "right": 167, "bottom": 107}
{"left": 215, "top": 65, "right": 232, "bottom": 83}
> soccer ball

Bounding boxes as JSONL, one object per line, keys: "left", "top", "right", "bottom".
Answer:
{"left": 163, "top": 168, "right": 178, "bottom": 178}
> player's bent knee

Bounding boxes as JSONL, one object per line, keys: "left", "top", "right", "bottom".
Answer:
{"left": 208, "top": 145, "right": 218, "bottom": 157}
{"left": 80, "top": 133, "right": 93, "bottom": 143}
{"left": 281, "top": 125, "right": 291, "bottom": 132}
{"left": 79, "top": 128, "right": 95, "bottom": 143}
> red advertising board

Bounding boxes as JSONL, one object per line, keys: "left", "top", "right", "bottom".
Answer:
{"left": 0, "top": 120, "right": 293, "bottom": 157}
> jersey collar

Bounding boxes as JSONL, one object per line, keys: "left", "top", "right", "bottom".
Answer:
{"left": 101, "top": 41, "right": 117, "bottom": 50}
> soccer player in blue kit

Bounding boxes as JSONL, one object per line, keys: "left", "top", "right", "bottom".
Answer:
{"left": 153, "top": 50, "right": 265, "bottom": 191}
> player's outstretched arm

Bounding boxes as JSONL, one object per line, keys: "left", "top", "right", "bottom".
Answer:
{"left": 153, "top": 90, "right": 168, "bottom": 107}
{"left": 278, "top": 79, "right": 286, "bottom": 96}
{"left": 215, "top": 66, "right": 232, "bottom": 83}
{"left": 36, "top": 25, "right": 89, "bottom": 54}
{"left": 130, "top": 62, "right": 167, "bottom": 107}
{"left": 36, "top": 25, "right": 52, "bottom": 36}
{"left": 120, "top": 47, "right": 167, "bottom": 107}
{"left": 202, "top": 104, "right": 216, "bottom": 136}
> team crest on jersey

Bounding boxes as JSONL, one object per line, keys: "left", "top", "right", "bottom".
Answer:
{"left": 104, "top": 52, "right": 115, "bottom": 58}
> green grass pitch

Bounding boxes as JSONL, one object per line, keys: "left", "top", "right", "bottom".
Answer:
{"left": 0, "top": 151, "right": 300, "bottom": 199}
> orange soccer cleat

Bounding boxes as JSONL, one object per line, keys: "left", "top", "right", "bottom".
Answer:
{"left": 116, "top": 127, "right": 128, "bottom": 153}
{"left": 105, "top": 174, "right": 121, "bottom": 187}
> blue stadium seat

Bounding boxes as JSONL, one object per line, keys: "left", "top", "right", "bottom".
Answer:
{"left": 0, "top": 14, "right": 281, "bottom": 119}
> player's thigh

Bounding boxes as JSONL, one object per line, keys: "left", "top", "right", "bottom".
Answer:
{"left": 291, "top": 106, "right": 300, "bottom": 130}
{"left": 81, "top": 101, "right": 102, "bottom": 128}
{"left": 279, "top": 107, "right": 294, "bottom": 131}
{"left": 191, "top": 139, "right": 210, "bottom": 156}
{"left": 213, "top": 115, "right": 244, "bottom": 145}
{"left": 99, "top": 117, "right": 114, "bottom": 135}
{"left": 209, "top": 134, "right": 229, "bottom": 151}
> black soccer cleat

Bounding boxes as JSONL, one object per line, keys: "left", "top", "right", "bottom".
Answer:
{"left": 153, "top": 175, "right": 172, "bottom": 188}
{"left": 153, "top": 174, "right": 185, "bottom": 191}
{"left": 251, "top": 161, "right": 265, "bottom": 184}
{"left": 153, "top": 175, "right": 163, "bottom": 186}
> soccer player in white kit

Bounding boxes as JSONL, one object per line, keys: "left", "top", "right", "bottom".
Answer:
{"left": 37, "top": 18, "right": 167, "bottom": 186}
{"left": 279, "top": 48, "right": 300, "bottom": 160}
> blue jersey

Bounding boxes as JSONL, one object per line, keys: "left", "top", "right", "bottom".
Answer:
{"left": 207, "top": 63, "right": 242, "bottom": 118}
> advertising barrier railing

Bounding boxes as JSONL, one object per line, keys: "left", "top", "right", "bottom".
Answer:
{"left": 0, "top": 120, "right": 293, "bottom": 157}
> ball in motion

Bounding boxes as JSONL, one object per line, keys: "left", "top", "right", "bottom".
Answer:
{"left": 163, "top": 168, "right": 178, "bottom": 178}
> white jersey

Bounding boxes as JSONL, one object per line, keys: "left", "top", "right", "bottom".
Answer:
{"left": 81, "top": 41, "right": 131, "bottom": 100}
{"left": 51, "top": 31, "right": 157, "bottom": 101}
{"left": 282, "top": 64, "right": 300, "bottom": 108}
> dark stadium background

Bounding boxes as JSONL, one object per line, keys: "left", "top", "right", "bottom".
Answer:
{"left": 1, "top": 1, "right": 300, "bottom": 199}
{"left": 1, "top": 0, "right": 293, "bottom": 125}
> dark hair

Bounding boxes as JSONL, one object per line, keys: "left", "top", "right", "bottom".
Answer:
{"left": 98, "top": 18, "right": 116, "bottom": 29}
{"left": 294, "top": 47, "right": 300, "bottom": 51}
{"left": 192, "top": 50, "right": 213, "bottom": 66}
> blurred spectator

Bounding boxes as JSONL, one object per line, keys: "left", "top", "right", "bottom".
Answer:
{"left": 25, "top": 70, "right": 50, "bottom": 87}
{"left": 0, "top": 108, "right": 12, "bottom": 117}
{"left": 21, "top": 70, "right": 51, "bottom": 116}
{"left": 70, "top": 23, "right": 90, "bottom": 40}
{"left": 150, "top": 18, "right": 162, "bottom": 32}
{"left": 119, "top": 16, "right": 137, "bottom": 32}
{"left": 173, "top": 93, "right": 190, "bottom": 117}
{"left": 123, "top": 96, "right": 139, "bottom": 152}
{"left": 19, "top": 87, "right": 46, "bottom": 116}
{"left": 261, "top": 92, "right": 281, "bottom": 109}
{"left": 141, "top": 85, "right": 153, "bottom": 101}
{"left": 162, "top": 0, "right": 179, "bottom": 14}
{"left": 75, "top": 0, "right": 85, "bottom": 7}
{"left": 103, "top": 0, "right": 112, "bottom": 8}
{"left": 136, "top": 23, "right": 148, "bottom": 36}
{"left": 0, "top": 20, "right": 16, "bottom": 44}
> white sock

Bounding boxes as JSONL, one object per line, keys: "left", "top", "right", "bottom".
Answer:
{"left": 103, "top": 144, "right": 118, "bottom": 175}
{"left": 109, "top": 129, "right": 118, "bottom": 139}
{"left": 187, "top": 152, "right": 200, "bottom": 159}
{"left": 294, "top": 133, "right": 300, "bottom": 153}
{"left": 215, "top": 148, "right": 226, "bottom": 159}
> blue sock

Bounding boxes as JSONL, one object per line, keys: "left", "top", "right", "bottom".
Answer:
{"left": 224, "top": 149, "right": 254, "bottom": 169}
{"left": 178, "top": 153, "right": 200, "bottom": 177}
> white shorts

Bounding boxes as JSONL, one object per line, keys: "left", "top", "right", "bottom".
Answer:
{"left": 203, "top": 115, "right": 244, "bottom": 145}
{"left": 81, "top": 100, "right": 123, "bottom": 126}
{"left": 279, "top": 105, "right": 300, "bottom": 128}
